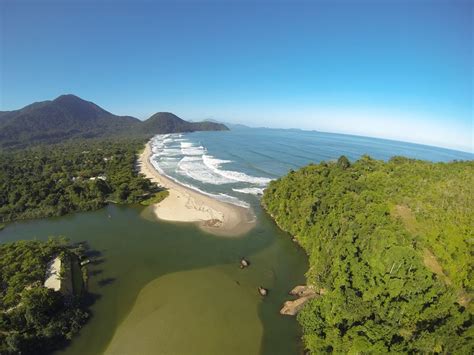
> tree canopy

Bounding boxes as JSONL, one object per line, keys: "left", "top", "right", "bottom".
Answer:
{"left": 262, "top": 156, "right": 473, "bottom": 353}
{"left": 0, "top": 238, "right": 89, "bottom": 354}
{"left": 0, "top": 138, "right": 160, "bottom": 223}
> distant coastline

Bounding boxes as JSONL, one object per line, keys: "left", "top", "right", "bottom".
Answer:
{"left": 138, "top": 141, "right": 256, "bottom": 236}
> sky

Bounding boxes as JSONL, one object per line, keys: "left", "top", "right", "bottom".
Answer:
{"left": 1, "top": 0, "right": 472, "bottom": 152}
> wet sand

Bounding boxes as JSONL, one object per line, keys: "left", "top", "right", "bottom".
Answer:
{"left": 137, "top": 142, "right": 256, "bottom": 236}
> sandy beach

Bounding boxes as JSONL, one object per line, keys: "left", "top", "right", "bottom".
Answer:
{"left": 137, "top": 142, "right": 256, "bottom": 236}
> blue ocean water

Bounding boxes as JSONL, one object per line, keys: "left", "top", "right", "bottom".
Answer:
{"left": 149, "top": 127, "right": 473, "bottom": 206}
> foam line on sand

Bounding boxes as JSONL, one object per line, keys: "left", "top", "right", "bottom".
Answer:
{"left": 137, "top": 142, "right": 256, "bottom": 236}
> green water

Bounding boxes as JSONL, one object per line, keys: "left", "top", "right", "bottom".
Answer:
{"left": 0, "top": 203, "right": 308, "bottom": 355}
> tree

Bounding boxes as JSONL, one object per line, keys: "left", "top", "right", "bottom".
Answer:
{"left": 262, "top": 156, "right": 473, "bottom": 353}
{"left": 337, "top": 155, "right": 350, "bottom": 169}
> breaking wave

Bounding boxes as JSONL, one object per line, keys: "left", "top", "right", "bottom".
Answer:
{"left": 232, "top": 187, "right": 265, "bottom": 195}
{"left": 149, "top": 133, "right": 272, "bottom": 206}
{"left": 202, "top": 155, "right": 272, "bottom": 185}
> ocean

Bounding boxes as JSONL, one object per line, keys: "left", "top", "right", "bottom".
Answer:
{"left": 149, "top": 126, "right": 473, "bottom": 207}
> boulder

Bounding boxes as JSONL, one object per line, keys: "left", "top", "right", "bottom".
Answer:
{"left": 240, "top": 258, "right": 250, "bottom": 268}
{"left": 280, "top": 285, "right": 321, "bottom": 316}
{"left": 258, "top": 286, "right": 268, "bottom": 296}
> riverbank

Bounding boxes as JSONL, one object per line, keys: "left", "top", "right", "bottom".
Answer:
{"left": 137, "top": 142, "right": 256, "bottom": 236}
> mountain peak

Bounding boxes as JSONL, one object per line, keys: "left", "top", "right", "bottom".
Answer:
{"left": 142, "top": 112, "right": 229, "bottom": 134}
{"left": 52, "top": 94, "right": 111, "bottom": 117}
{"left": 54, "top": 93, "right": 81, "bottom": 100}
{"left": 148, "top": 112, "right": 183, "bottom": 121}
{"left": 54, "top": 94, "right": 101, "bottom": 108}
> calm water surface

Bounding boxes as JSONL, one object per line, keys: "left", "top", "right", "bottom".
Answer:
{"left": 0, "top": 204, "right": 307, "bottom": 355}
{"left": 1, "top": 128, "right": 471, "bottom": 354}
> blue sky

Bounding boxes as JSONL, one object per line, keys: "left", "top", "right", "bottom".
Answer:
{"left": 1, "top": 0, "right": 472, "bottom": 152}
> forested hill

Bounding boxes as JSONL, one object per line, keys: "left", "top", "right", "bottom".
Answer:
{"left": 0, "top": 95, "right": 228, "bottom": 148}
{"left": 262, "top": 156, "right": 473, "bottom": 353}
{"left": 139, "top": 112, "right": 228, "bottom": 134}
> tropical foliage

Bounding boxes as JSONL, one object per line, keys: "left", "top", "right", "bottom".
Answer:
{"left": 0, "top": 138, "right": 160, "bottom": 223}
{"left": 262, "top": 155, "right": 473, "bottom": 353}
{"left": 0, "top": 238, "right": 89, "bottom": 354}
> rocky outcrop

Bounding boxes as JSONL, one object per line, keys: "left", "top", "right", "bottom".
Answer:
{"left": 280, "top": 285, "right": 325, "bottom": 316}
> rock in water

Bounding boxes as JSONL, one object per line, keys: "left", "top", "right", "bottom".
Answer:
{"left": 280, "top": 285, "right": 320, "bottom": 316}
{"left": 280, "top": 297, "right": 312, "bottom": 316}
{"left": 240, "top": 257, "right": 250, "bottom": 269}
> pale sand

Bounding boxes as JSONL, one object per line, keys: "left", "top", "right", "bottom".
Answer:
{"left": 137, "top": 142, "right": 256, "bottom": 236}
{"left": 44, "top": 256, "right": 61, "bottom": 291}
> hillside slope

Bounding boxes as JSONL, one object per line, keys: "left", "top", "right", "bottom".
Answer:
{"left": 0, "top": 95, "right": 141, "bottom": 148}
{"left": 141, "top": 112, "right": 228, "bottom": 133}
{"left": 262, "top": 156, "right": 473, "bottom": 353}
{"left": 0, "top": 95, "right": 228, "bottom": 148}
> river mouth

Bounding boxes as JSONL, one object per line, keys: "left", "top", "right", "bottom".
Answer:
{"left": 0, "top": 203, "right": 308, "bottom": 355}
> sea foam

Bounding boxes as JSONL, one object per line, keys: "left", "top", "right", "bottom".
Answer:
{"left": 149, "top": 134, "right": 261, "bottom": 207}
{"left": 232, "top": 187, "right": 265, "bottom": 195}
{"left": 202, "top": 154, "right": 272, "bottom": 185}
{"left": 177, "top": 156, "right": 234, "bottom": 185}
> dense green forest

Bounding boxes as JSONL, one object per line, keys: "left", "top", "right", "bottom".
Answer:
{"left": 0, "top": 94, "right": 227, "bottom": 148}
{"left": 0, "top": 138, "right": 160, "bottom": 223}
{"left": 139, "top": 112, "right": 228, "bottom": 135}
{"left": 0, "top": 238, "right": 89, "bottom": 354}
{"left": 262, "top": 156, "right": 473, "bottom": 353}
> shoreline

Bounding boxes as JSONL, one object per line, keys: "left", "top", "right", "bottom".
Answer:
{"left": 137, "top": 141, "right": 256, "bottom": 236}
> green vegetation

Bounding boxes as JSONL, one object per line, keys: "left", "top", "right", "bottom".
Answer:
{"left": 0, "top": 238, "right": 89, "bottom": 354}
{"left": 140, "top": 190, "right": 170, "bottom": 206}
{"left": 140, "top": 112, "right": 228, "bottom": 135}
{"left": 0, "top": 94, "right": 227, "bottom": 149}
{"left": 0, "top": 138, "right": 160, "bottom": 223}
{"left": 262, "top": 156, "right": 473, "bottom": 353}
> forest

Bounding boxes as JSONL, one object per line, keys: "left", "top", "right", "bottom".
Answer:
{"left": 0, "top": 94, "right": 227, "bottom": 149}
{"left": 0, "top": 138, "right": 161, "bottom": 223}
{"left": 0, "top": 238, "right": 89, "bottom": 354}
{"left": 262, "top": 155, "right": 473, "bottom": 353}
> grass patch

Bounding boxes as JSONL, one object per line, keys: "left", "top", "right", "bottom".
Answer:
{"left": 140, "top": 190, "right": 169, "bottom": 206}
{"left": 0, "top": 223, "right": 4, "bottom": 231}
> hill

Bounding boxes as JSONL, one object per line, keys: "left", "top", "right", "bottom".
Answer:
{"left": 140, "top": 112, "right": 228, "bottom": 133}
{"left": 0, "top": 95, "right": 140, "bottom": 148}
{"left": 262, "top": 156, "right": 473, "bottom": 353}
{"left": 0, "top": 95, "right": 229, "bottom": 148}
